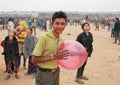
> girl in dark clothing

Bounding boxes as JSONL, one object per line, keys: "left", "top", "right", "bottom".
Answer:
{"left": 4, "top": 30, "right": 20, "bottom": 80}
{"left": 75, "top": 23, "right": 93, "bottom": 84}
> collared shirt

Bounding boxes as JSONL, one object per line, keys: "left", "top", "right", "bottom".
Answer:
{"left": 32, "top": 30, "right": 62, "bottom": 69}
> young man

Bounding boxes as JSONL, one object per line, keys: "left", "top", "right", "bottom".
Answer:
{"left": 32, "top": 11, "right": 69, "bottom": 85}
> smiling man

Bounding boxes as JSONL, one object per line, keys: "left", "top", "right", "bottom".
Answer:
{"left": 32, "top": 11, "right": 69, "bottom": 85}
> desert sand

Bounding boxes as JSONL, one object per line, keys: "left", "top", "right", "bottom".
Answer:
{"left": 0, "top": 25, "right": 120, "bottom": 85}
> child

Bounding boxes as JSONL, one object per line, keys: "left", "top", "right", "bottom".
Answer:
{"left": 75, "top": 22, "right": 93, "bottom": 84}
{"left": 4, "top": 30, "right": 20, "bottom": 80}
{"left": 24, "top": 27, "right": 37, "bottom": 77}
{"left": 17, "top": 18, "right": 28, "bottom": 69}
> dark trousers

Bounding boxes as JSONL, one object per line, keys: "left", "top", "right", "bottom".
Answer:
{"left": 111, "top": 29, "right": 114, "bottom": 38}
{"left": 114, "top": 31, "right": 120, "bottom": 43}
{"left": 27, "top": 56, "right": 37, "bottom": 74}
{"left": 7, "top": 59, "right": 18, "bottom": 73}
{"left": 76, "top": 61, "right": 87, "bottom": 78}
{"left": 4, "top": 56, "right": 14, "bottom": 72}
{"left": 36, "top": 67, "right": 60, "bottom": 85}
{"left": 18, "top": 55, "right": 26, "bottom": 68}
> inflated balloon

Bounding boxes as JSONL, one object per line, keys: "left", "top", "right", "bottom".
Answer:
{"left": 58, "top": 40, "right": 87, "bottom": 70}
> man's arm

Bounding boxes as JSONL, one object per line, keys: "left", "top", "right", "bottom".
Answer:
{"left": 31, "top": 55, "right": 52, "bottom": 64}
{"left": 32, "top": 50, "right": 69, "bottom": 64}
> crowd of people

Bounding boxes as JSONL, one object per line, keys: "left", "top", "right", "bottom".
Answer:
{"left": 0, "top": 17, "right": 39, "bottom": 80}
{"left": 0, "top": 11, "right": 120, "bottom": 85}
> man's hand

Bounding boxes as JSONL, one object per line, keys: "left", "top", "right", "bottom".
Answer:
{"left": 53, "top": 50, "right": 69, "bottom": 60}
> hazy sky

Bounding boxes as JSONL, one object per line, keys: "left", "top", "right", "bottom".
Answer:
{"left": 0, "top": 0, "right": 120, "bottom": 12}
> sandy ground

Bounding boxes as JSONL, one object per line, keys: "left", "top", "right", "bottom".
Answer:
{"left": 0, "top": 25, "right": 120, "bottom": 85}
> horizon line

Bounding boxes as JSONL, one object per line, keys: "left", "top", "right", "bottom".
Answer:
{"left": 0, "top": 10, "right": 120, "bottom": 13}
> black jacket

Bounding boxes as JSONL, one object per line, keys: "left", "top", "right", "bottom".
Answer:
{"left": 114, "top": 20, "right": 120, "bottom": 31}
{"left": 76, "top": 32, "right": 93, "bottom": 57}
{"left": 4, "top": 36, "right": 19, "bottom": 61}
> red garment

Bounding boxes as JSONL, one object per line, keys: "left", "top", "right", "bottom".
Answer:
{"left": 0, "top": 40, "right": 4, "bottom": 47}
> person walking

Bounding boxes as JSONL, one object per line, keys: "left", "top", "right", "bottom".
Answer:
{"left": 110, "top": 19, "right": 115, "bottom": 38}
{"left": 114, "top": 18, "right": 120, "bottom": 45}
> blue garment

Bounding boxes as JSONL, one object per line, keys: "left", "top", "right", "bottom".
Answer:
{"left": 38, "top": 20, "right": 43, "bottom": 27}
{"left": 110, "top": 22, "right": 115, "bottom": 38}
{"left": 26, "top": 19, "right": 29, "bottom": 27}
{"left": 110, "top": 22, "right": 115, "bottom": 30}
{"left": 24, "top": 34, "right": 36, "bottom": 59}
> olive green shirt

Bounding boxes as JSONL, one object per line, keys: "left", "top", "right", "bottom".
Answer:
{"left": 32, "top": 30, "right": 62, "bottom": 69}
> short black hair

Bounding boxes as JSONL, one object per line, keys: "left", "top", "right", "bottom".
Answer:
{"left": 8, "top": 18, "right": 13, "bottom": 21}
{"left": 82, "top": 22, "right": 90, "bottom": 29}
{"left": 52, "top": 11, "right": 67, "bottom": 23}
{"left": 116, "top": 17, "right": 119, "bottom": 21}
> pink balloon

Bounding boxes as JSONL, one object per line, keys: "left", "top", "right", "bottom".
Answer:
{"left": 57, "top": 40, "right": 87, "bottom": 70}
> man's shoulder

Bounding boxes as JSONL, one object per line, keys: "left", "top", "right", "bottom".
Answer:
{"left": 79, "top": 32, "right": 85, "bottom": 36}
{"left": 89, "top": 32, "right": 93, "bottom": 35}
{"left": 37, "top": 33, "right": 48, "bottom": 41}
{"left": 76, "top": 32, "right": 83, "bottom": 39}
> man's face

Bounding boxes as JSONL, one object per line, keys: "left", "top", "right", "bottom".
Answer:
{"left": 52, "top": 18, "right": 66, "bottom": 34}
